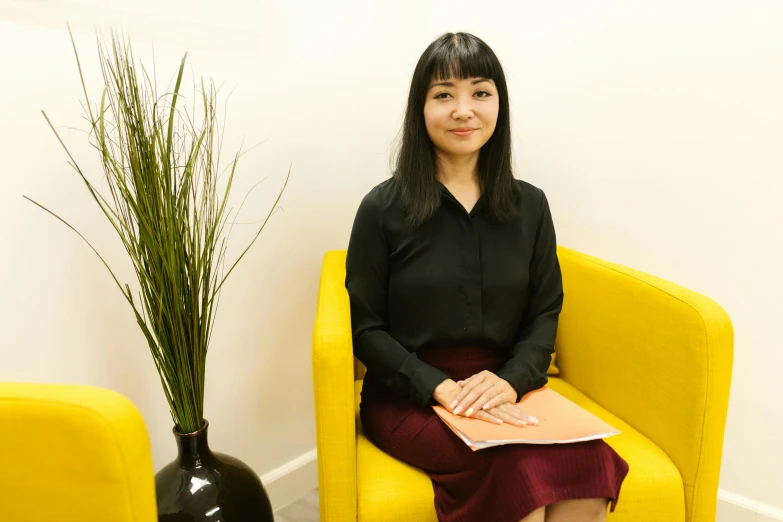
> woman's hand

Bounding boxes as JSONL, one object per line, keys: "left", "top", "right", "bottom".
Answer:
{"left": 433, "top": 379, "right": 505, "bottom": 425}
{"left": 433, "top": 378, "right": 538, "bottom": 426}
{"left": 452, "top": 370, "right": 536, "bottom": 422}
{"left": 483, "top": 402, "right": 539, "bottom": 426}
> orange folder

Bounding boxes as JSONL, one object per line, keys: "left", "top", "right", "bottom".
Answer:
{"left": 432, "top": 387, "right": 620, "bottom": 451}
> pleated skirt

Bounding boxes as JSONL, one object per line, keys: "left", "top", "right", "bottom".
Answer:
{"left": 359, "top": 344, "right": 630, "bottom": 522}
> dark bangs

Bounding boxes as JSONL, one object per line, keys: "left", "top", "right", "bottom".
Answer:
{"left": 426, "top": 33, "right": 504, "bottom": 86}
{"left": 393, "top": 32, "right": 520, "bottom": 230}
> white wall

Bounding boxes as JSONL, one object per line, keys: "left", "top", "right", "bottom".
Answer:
{"left": 0, "top": 0, "right": 780, "bottom": 518}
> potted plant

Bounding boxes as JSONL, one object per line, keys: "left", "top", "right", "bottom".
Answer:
{"left": 24, "top": 26, "right": 287, "bottom": 521}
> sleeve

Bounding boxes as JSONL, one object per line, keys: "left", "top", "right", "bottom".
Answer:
{"left": 495, "top": 190, "right": 564, "bottom": 402}
{"left": 345, "top": 190, "right": 451, "bottom": 408}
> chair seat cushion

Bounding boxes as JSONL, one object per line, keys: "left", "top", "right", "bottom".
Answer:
{"left": 354, "top": 378, "right": 685, "bottom": 522}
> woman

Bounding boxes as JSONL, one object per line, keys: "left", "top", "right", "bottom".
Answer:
{"left": 345, "top": 32, "right": 629, "bottom": 522}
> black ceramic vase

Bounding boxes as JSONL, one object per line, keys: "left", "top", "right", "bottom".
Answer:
{"left": 155, "top": 420, "right": 274, "bottom": 521}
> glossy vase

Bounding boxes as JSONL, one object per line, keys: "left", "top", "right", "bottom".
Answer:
{"left": 155, "top": 420, "right": 274, "bottom": 521}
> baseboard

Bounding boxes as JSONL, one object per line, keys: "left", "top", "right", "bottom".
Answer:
{"left": 260, "top": 448, "right": 318, "bottom": 512}
{"left": 718, "top": 489, "right": 783, "bottom": 521}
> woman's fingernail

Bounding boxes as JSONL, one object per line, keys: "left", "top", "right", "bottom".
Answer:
{"left": 529, "top": 417, "right": 538, "bottom": 424}
{"left": 517, "top": 419, "right": 526, "bottom": 425}
{"left": 466, "top": 408, "right": 473, "bottom": 416}
{"left": 453, "top": 406, "right": 462, "bottom": 415}
{"left": 497, "top": 419, "right": 503, "bottom": 424}
{"left": 450, "top": 400, "right": 458, "bottom": 408}
{"left": 483, "top": 403, "right": 490, "bottom": 410}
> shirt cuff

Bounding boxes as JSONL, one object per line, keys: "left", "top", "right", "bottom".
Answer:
{"left": 401, "top": 353, "right": 451, "bottom": 408}
{"left": 496, "top": 365, "right": 546, "bottom": 403}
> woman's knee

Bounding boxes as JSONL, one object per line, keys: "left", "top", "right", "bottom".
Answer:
{"left": 545, "top": 497, "right": 608, "bottom": 521}
{"left": 518, "top": 506, "right": 545, "bottom": 522}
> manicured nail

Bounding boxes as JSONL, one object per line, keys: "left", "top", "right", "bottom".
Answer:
{"left": 483, "top": 403, "right": 490, "bottom": 410}
{"left": 453, "top": 406, "right": 462, "bottom": 415}
{"left": 450, "top": 400, "right": 458, "bottom": 408}
{"left": 466, "top": 408, "right": 473, "bottom": 416}
{"left": 496, "top": 419, "right": 503, "bottom": 424}
{"left": 529, "top": 417, "right": 538, "bottom": 424}
{"left": 517, "top": 419, "right": 526, "bottom": 425}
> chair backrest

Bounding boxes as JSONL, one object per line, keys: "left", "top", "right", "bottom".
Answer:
{"left": 0, "top": 382, "right": 157, "bottom": 522}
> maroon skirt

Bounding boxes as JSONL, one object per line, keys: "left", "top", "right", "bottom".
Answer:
{"left": 359, "top": 344, "right": 629, "bottom": 522}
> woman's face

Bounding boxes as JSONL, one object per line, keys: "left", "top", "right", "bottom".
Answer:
{"left": 423, "top": 75, "right": 499, "bottom": 160}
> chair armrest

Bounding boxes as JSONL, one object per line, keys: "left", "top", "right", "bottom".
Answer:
{"left": 312, "top": 250, "right": 357, "bottom": 522}
{"left": 555, "top": 246, "right": 733, "bottom": 522}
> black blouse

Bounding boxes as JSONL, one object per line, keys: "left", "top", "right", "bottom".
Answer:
{"left": 345, "top": 177, "right": 564, "bottom": 409}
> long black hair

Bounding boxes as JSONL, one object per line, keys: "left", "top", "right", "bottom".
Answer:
{"left": 392, "top": 32, "right": 520, "bottom": 229}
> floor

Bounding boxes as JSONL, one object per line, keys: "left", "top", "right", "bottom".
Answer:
{"left": 274, "top": 489, "right": 320, "bottom": 522}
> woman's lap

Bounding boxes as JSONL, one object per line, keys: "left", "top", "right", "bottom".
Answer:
{"left": 359, "top": 388, "right": 629, "bottom": 522}
{"left": 358, "top": 345, "right": 629, "bottom": 521}
{"left": 360, "top": 390, "right": 485, "bottom": 475}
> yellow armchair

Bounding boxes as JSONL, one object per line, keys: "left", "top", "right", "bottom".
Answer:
{"left": 0, "top": 382, "right": 157, "bottom": 522}
{"left": 312, "top": 246, "right": 733, "bottom": 522}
